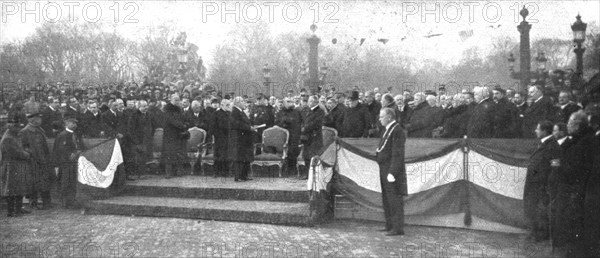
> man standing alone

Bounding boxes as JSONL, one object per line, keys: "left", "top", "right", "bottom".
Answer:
{"left": 376, "top": 108, "right": 407, "bottom": 236}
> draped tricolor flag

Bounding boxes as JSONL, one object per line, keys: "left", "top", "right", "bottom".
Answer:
{"left": 313, "top": 138, "right": 538, "bottom": 233}
{"left": 78, "top": 139, "right": 123, "bottom": 188}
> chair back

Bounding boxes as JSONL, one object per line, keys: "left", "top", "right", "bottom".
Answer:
{"left": 322, "top": 126, "right": 338, "bottom": 147}
{"left": 152, "top": 128, "right": 164, "bottom": 152}
{"left": 262, "top": 126, "right": 289, "bottom": 154}
{"left": 187, "top": 127, "right": 206, "bottom": 152}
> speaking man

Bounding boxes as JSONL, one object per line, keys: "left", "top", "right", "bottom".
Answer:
{"left": 376, "top": 107, "right": 407, "bottom": 236}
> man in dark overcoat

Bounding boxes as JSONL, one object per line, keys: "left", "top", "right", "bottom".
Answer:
{"left": 228, "top": 97, "right": 256, "bottom": 181}
{"left": 467, "top": 86, "right": 495, "bottom": 138}
{"left": 53, "top": 118, "right": 85, "bottom": 208}
{"left": 340, "top": 91, "right": 371, "bottom": 138}
{"left": 276, "top": 97, "right": 302, "bottom": 175}
{"left": 250, "top": 95, "right": 275, "bottom": 153}
{"left": 492, "top": 87, "right": 520, "bottom": 138}
{"left": 583, "top": 113, "right": 600, "bottom": 257}
{"left": 524, "top": 120, "right": 560, "bottom": 241}
{"left": 405, "top": 92, "right": 435, "bottom": 138}
{"left": 551, "top": 111, "right": 595, "bottom": 256}
{"left": 521, "top": 85, "right": 557, "bottom": 138}
{"left": 80, "top": 101, "right": 103, "bottom": 138}
{"left": 375, "top": 107, "right": 407, "bottom": 236}
{"left": 300, "top": 96, "right": 324, "bottom": 180}
{"left": 20, "top": 112, "right": 53, "bottom": 209}
{"left": 211, "top": 99, "right": 231, "bottom": 176}
{"left": 128, "top": 100, "right": 156, "bottom": 175}
{"left": 162, "top": 94, "right": 189, "bottom": 178}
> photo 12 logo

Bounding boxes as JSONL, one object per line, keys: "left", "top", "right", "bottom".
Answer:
{"left": 399, "top": 2, "right": 540, "bottom": 23}
{"left": 200, "top": 1, "right": 340, "bottom": 24}
{"left": 1, "top": 1, "right": 139, "bottom": 23}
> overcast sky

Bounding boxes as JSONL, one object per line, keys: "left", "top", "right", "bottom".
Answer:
{"left": 1, "top": 1, "right": 599, "bottom": 69}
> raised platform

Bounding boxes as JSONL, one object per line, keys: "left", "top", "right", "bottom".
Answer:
{"left": 83, "top": 175, "right": 312, "bottom": 226}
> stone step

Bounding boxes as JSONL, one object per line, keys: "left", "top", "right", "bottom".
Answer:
{"left": 123, "top": 175, "right": 308, "bottom": 203}
{"left": 84, "top": 196, "right": 311, "bottom": 226}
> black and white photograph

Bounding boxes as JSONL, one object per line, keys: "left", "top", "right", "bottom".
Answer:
{"left": 1, "top": 1, "right": 599, "bottom": 257}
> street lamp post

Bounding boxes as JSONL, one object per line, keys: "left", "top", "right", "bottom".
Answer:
{"left": 571, "top": 14, "right": 587, "bottom": 88}
{"left": 177, "top": 49, "right": 188, "bottom": 77}
{"left": 262, "top": 63, "right": 272, "bottom": 96}
{"left": 306, "top": 24, "right": 321, "bottom": 95}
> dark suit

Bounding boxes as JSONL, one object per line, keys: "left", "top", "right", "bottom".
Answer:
{"left": 228, "top": 106, "right": 254, "bottom": 181}
{"left": 556, "top": 103, "right": 581, "bottom": 124}
{"left": 53, "top": 129, "right": 85, "bottom": 207}
{"left": 493, "top": 98, "right": 520, "bottom": 138}
{"left": 376, "top": 121, "right": 407, "bottom": 234}
{"left": 301, "top": 105, "right": 324, "bottom": 177}
{"left": 323, "top": 104, "right": 344, "bottom": 131}
{"left": 212, "top": 108, "right": 230, "bottom": 176}
{"left": 185, "top": 110, "right": 209, "bottom": 130}
{"left": 41, "top": 106, "right": 61, "bottom": 138}
{"left": 521, "top": 96, "right": 557, "bottom": 138}
{"left": 129, "top": 110, "right": 156, "bottom": 171}
{"left": 81, "top": 110, "right": 103, "bottom": 137}
{"left": 524, "top": 136, "right": 559, "bottom": 239}
{"left": 341, "top": 104, "right": 371, "bottom": 138}
{"left": 467, "top": 98, "right": 495, "bottom": 138}
{"left": 551, "top": 128, "right": 595, "bottom": 252}
{"left": 406, "top": 102, "right": 435, "bottom": 138}
{"left": 584, "top": 131, "right": 600, "bottom": 256}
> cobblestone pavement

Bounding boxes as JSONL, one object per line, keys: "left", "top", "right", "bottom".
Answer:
{"left": 0, "top": 207, "right": 556, "bottom": 258}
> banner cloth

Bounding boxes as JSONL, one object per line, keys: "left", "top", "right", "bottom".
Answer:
{"left": 311, "top": 137, "right": 538, "bottom": 233}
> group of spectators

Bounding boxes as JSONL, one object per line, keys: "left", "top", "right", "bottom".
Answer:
{"left": 1, "top": 78, "right": 599, "bottom": 255}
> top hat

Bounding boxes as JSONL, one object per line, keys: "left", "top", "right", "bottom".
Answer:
{"left": 349, "top": 91, "right": 360, "bottom": 101}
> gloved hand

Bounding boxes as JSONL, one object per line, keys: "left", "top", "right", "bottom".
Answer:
{"left": 387, "top": 173, "right": 395, "bottom": 183}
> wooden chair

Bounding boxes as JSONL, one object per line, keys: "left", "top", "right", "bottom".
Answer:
{"left": 252, "top": 126, "right": 289, "bottom": 177}
{"left": 187, "top": 127, "right": 206, "bottom": 175}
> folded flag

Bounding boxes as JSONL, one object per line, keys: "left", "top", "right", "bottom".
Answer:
{"left": 78, "top": 139, "right": 123, "bottom": 188}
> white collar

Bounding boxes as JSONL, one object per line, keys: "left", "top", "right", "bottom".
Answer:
{"left": 560, "top": 103, "right": 569, "bottom": 109}
{"left": 534, "top": 96, "right": 542, "bottom": 103}
{"left": 66, "top": 128, "right": 74, "bottom": 133}
{"left": 477, "top": 98, "right": 488, "bottom": 104}
{"left": 311, "top": 105, "right": 319, "bottom": 111}
{"left": 541, "top": 134, "right": 552, "bottom": 144}
{"left": 557, "top": 136, "right": 569, "bottom": 145}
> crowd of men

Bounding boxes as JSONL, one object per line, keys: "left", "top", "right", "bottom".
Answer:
{"left": 1, "top": 78, "right": 599, "bottom": 255}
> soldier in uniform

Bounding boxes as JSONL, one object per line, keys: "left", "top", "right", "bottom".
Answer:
{"left": 1, "top": 116, "right": 32, "bottom": 217}
{"left": 53, "top": 117, "right": 85, "bottom": 208}
{"left": 20, "top": 112, "right": 53, "bottom": 210}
